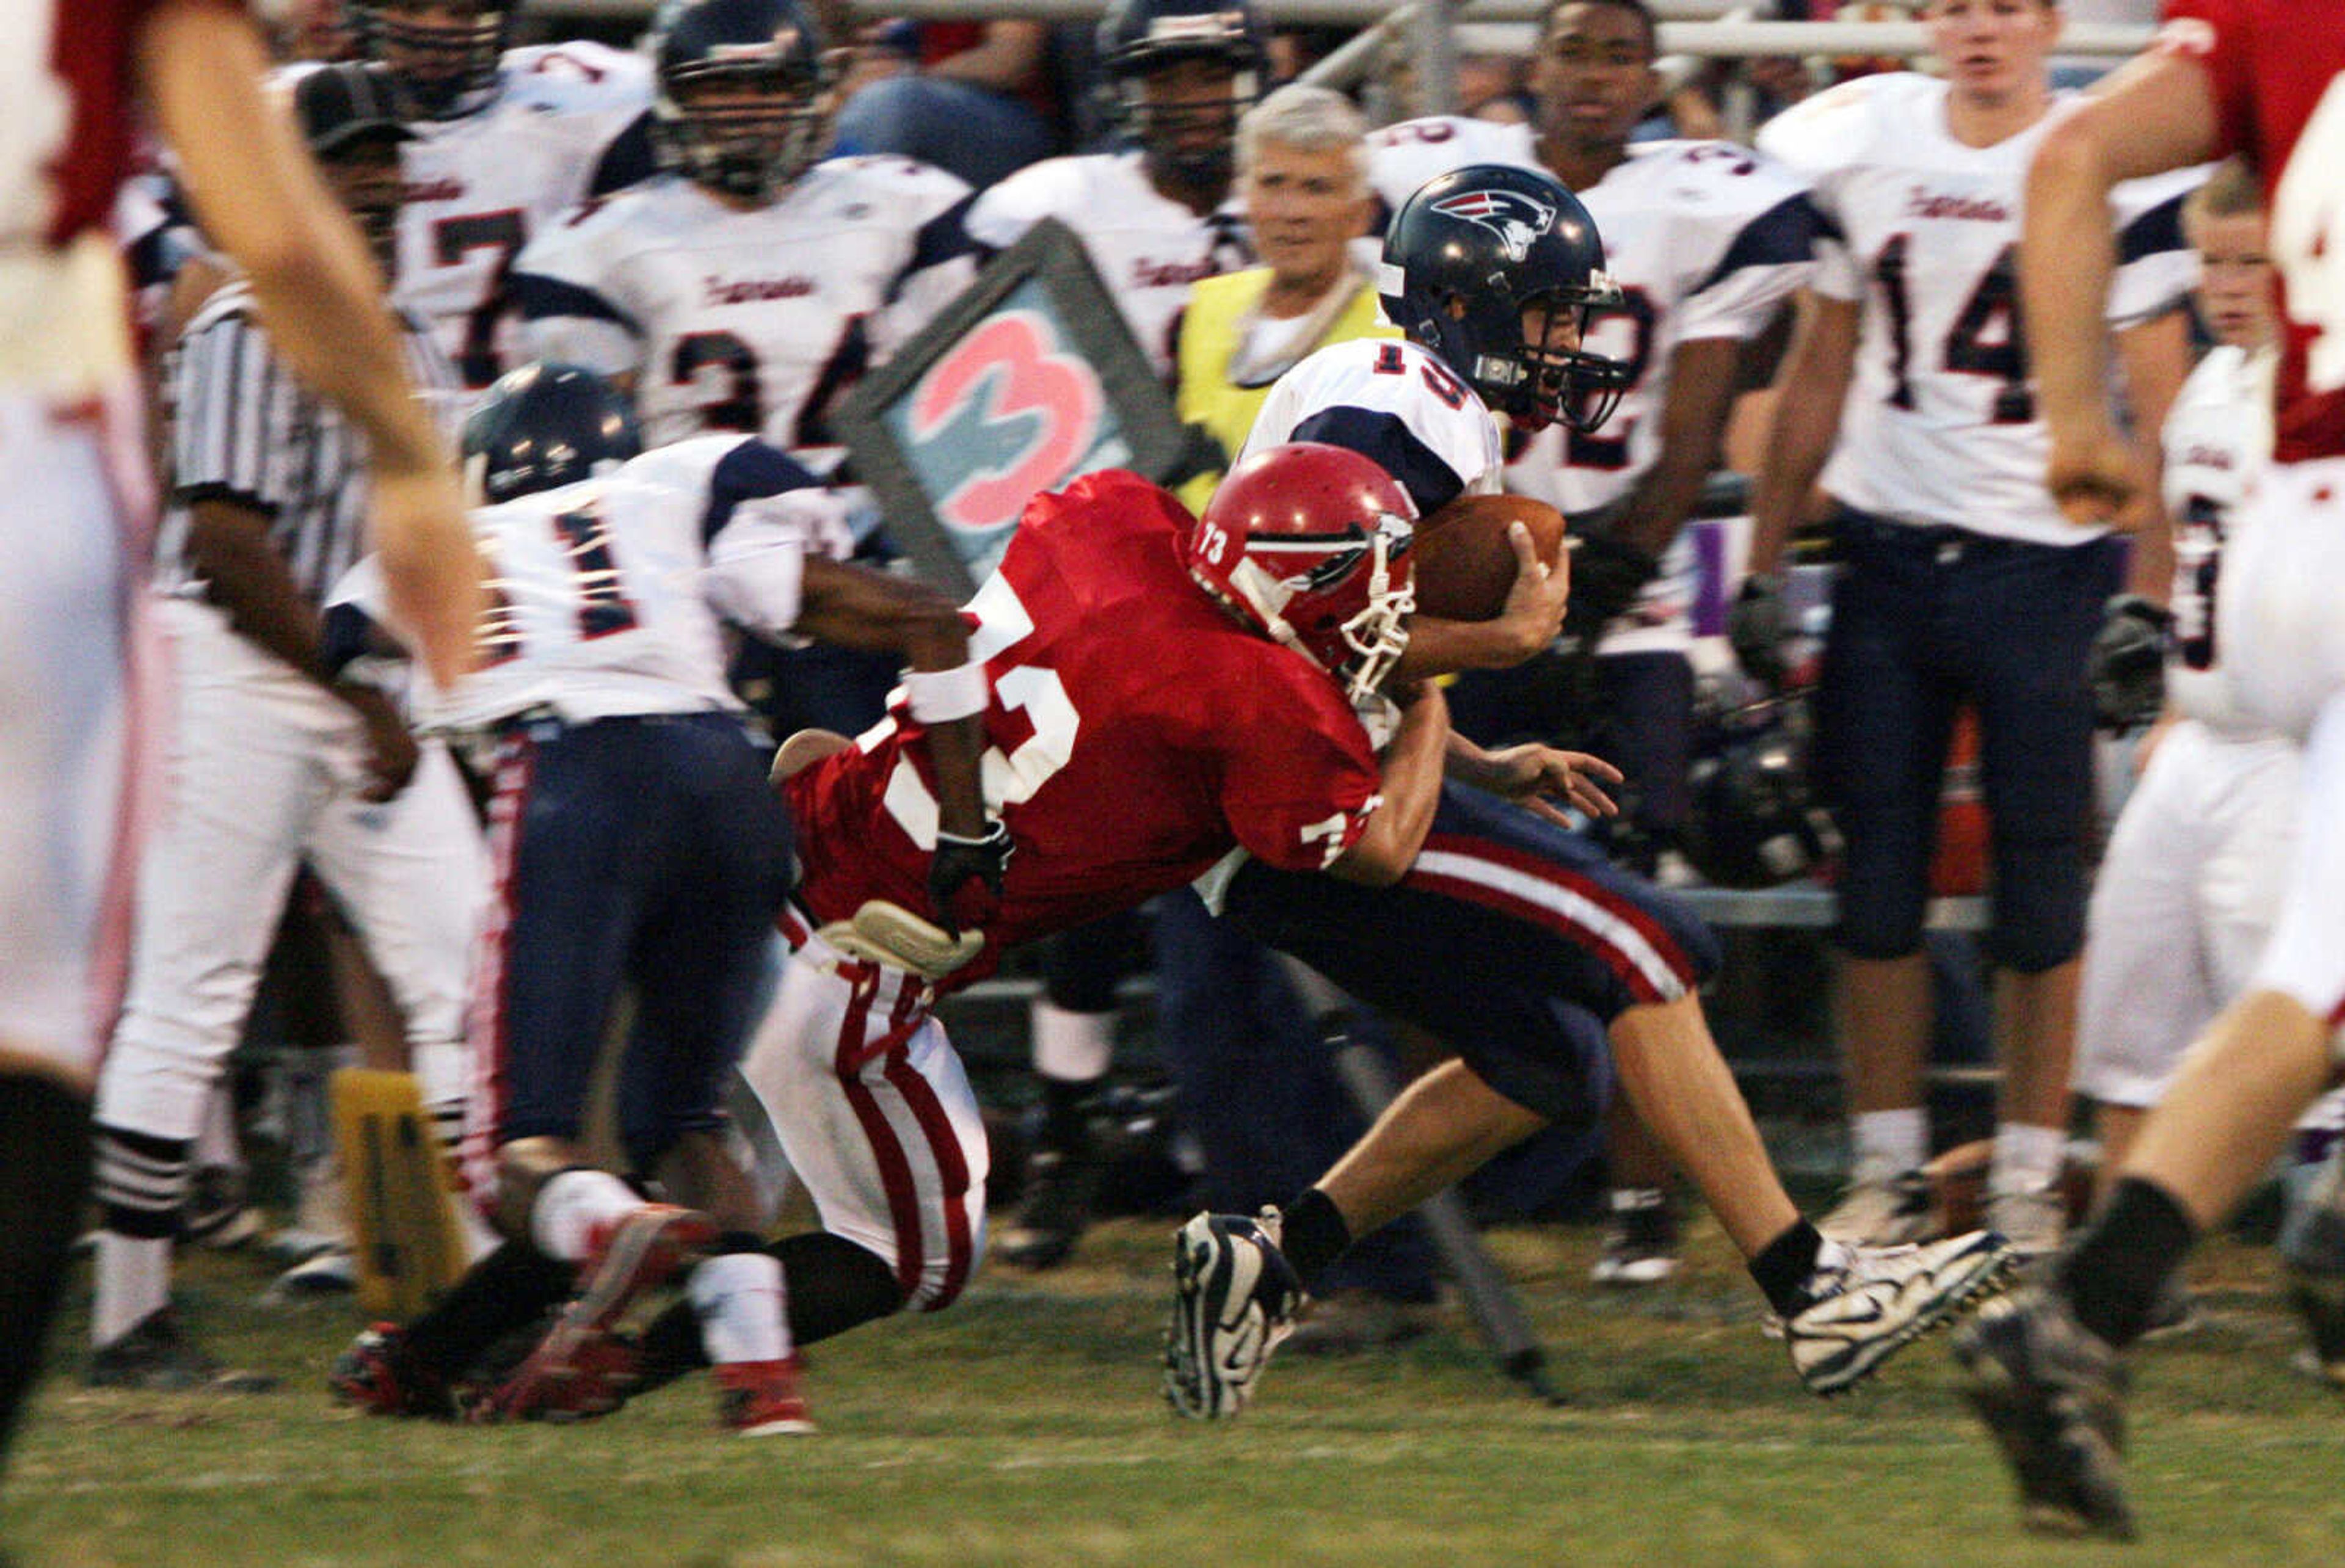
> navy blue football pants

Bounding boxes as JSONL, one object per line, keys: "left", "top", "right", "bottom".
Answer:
{"left": 1224, "top": 782, "right": 1721, "bottom": 1127}
{"left": 471, "top": 712, "right": 792, "bottom": 1178}
{"left": 1816, "top": 509, "right": 2120, "bottom": 971}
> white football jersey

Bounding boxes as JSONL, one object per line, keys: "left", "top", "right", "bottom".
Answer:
{"left": 390, "top": 42, "right": 652, "bottom": 388}
{"left": 343, "top": 436, "right": 824, "bottom": 733}
{"left": 964, "top": 150, "right": 1251, "bottom": 377}
{"left": 1758, "top": 73, "right": 2201, "bottom": 544}
{"left": 2163, "top": 343, "right": 2277, "bottom": 732}
{"left": 1367, "top": 118, "right": 1820, "bottom": 517}
{"left": 1238, "top": 336, "right": 1505, "bottom": 516}
{"left": 512, "top": 158, "right": 974, "bottom": 451}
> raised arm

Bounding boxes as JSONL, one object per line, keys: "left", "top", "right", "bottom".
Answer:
{"left": 2022, "top": 51, "right": 2222, "bottom": 526}
{"left": 136, "top": 0, "right": 480, "bottom": 688}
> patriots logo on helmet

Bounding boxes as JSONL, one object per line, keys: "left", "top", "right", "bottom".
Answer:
{"left": 1429, "top": 187, "right": 1558, "bottom": 264}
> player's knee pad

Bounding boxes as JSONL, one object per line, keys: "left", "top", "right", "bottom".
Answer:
{"left": 1982, "top": 837, "right": 2087, "bottom": 973}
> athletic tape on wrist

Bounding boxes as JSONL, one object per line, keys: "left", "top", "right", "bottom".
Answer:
{"left": 904, "top": 661, "right": 989, "bottom": 724}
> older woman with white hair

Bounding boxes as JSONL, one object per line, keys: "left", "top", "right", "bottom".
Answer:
{"left": 1172, "top": 84, "right": 1392, "bottom": 513}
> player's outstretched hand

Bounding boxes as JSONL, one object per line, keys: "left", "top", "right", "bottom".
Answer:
{"left": 2046, "top": 419, "right": 2151, "bottom": 529}
{"left": 929, "top": 820, "right": 1014, "bottom": 935}
{"left": 1486, "top": 520, "right": 1573, "bottom": 664}
{"left": 1477, "top": 743, "right": 1622, "bottom": 827}
{"left": 339, "top": 684, "right": 420, "bottom": 802}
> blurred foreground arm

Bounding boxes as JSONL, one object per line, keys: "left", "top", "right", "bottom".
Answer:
{"left": 136, "top": 0, "right": 481, "bottom": 688}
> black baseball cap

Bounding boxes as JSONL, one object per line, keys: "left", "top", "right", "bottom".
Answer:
{"left": 290, "top": 62, "right": 415, "bottom": 157}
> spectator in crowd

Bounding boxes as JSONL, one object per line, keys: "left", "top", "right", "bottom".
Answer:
{"left": 87, "top": 62, "right": 489, "bottom": 1393}
{"left": 1161, "top": 84, "right": 1441, "bottom": 1351}
{"left": 1, "top": 0, "right": 479, "bottom": 1486}
{"left": 1361, "top": 0, "right": 1825, "bottom": 1283}
{"left": 1742, "top": 0, "right": 2197, "bottom": 1257}
{"left": 830, "top": 17, "right": 1062, "bottom": 190}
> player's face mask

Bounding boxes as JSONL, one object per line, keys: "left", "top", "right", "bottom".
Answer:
{"left": 663, "top": 59, "right": 830, "bottom": 201}
{"left": 1119, "top": 56, "right": 1256, "bottom": 192}
{"left": 1516, "top": 290, "right": 1630, "bottom": 434}
{"left": 360, "top": 1, "right": 508, "bottom": 120}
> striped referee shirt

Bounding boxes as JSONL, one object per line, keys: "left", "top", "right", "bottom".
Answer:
{"left": 154, "top": 277, "right": 459, "bottom": 610}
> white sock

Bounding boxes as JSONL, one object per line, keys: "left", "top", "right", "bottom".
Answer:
{"left": 1991, "top": 1122, "right": 2067, "bottom": 1197}
{"left": 94, "top": 1233, "right": 172, "bottom": 1348}
{"left": 529, "top": 1169, "right": 643, "bottom": 1263}
{"left": 408, "top": 1045, "right": 501, "bottom": 1261}
{"left": 1030, "top": 1001, "right": 1114, "bottom": 1083}
{"left": 1850, "top": 1109, "right": 1927, "bottom": 1183}
{"left": 691, "top": 1251, "right": 790, "bottom": 1367}
{"left": 194, "top": 1081, "right": 241, "bottom": 1172}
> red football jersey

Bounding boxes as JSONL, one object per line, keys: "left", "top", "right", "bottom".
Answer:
{"left": 786, "top": 470, "right": 1386, "bottom": 983}
{"left": 2160, "top": 0, "right": 2345, "bottom": 462}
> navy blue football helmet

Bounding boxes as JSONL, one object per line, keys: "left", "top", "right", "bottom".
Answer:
{"left": 1379, "top": 164, "right": 1630, "bottom": 432}
{"left": 1097, "top": 0, "right": 1265, "bottom": 189}
{"left": 648, "top": 0, "right": 831, "bottom": 201}
{"left": 355, "top": 1, "right": 514, "bottom": 121}
{"left": 463, "top": 363, "right": 643, "bottom": 505}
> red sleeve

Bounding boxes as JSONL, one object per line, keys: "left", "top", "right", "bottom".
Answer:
{"left": 2158, "top": 0, "right": 2258, "bottom": 162}
{"left": 1213, "top": 666, "right": 1386, "bottom": 873}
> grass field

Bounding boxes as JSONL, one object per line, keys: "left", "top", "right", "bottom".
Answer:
{"left": 8, "top": 1215, "right": 2342, "bottom": 1568}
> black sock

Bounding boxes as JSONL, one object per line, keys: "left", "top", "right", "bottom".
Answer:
{"left": 0, "top": 1073, "right": 95, "bottom": 1479}
{"left": 1034, "top": 1074, "right": 1095, "bottom": 1159}
{"left": 2060, "top": 1177, "right": 2197, "bottom": 1351}
{"left": 1750, "top": 1220, "right": 1826, "bottom": 1319}
{"left": 640, "top": 1232, "right": 906, "bottom": 1383}
{"left": 401, "top": 1238, "right": 576, "bottom": 1377}
{"left": 1277, "top": 1188, "right": 1353, "bottom": 1294}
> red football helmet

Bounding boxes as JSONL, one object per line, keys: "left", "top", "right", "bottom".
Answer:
{"left": 1187, "top": 443, "right": 1419, "bottom": 702}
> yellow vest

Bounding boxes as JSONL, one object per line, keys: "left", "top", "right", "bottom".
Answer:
{"left": 1174, "top": 267, "right": 1397, "bottom": 514}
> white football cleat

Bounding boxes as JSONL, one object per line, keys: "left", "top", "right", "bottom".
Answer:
{"left": 1163, "top": 1209, "right": 1302, "bottom": 1420}
{"left": 1786, "top": 1229, "right": 2016, "bottom": 1395}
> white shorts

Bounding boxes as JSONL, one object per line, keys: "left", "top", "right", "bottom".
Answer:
{"left": 2217, "top": 458, "right": 2345, "bottom": 742}
{"left": 739, "top": 926, "right": 989, "bottom": 1311}
{"left": 2074, "top": 719, "right": 2299, "bottom": 1106}
{"left": 0, "top": 387, "right": 153, "bottom": 1083}
{"left": 94, "top": 598, "right": 485, "bottom": 1141}
{"left": 2252, "top": 688, "right": 2345, "bottom": 1047}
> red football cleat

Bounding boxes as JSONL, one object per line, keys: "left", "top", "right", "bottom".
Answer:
{"left": 482, "top": 1204, "right": 714, "bottom": 1423}
{"left": 714, "top": 1356, "right": 815, "bottom": 1437}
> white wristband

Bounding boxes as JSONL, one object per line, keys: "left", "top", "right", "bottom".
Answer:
{"left": 904, "top": 660, "right": 989, "bottom": 724}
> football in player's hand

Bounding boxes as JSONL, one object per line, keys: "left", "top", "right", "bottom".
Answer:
{"left": 1411, "top": 494, "right": 1569, "bottom": 622}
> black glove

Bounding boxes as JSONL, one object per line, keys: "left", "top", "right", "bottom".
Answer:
{"left": 929, "top": 820, "right": 1014, "bottom": 934}
{"left": 2089, "top": 593, "right": 2172, "bottom": 732}
{"left": 1561, "top": 531, "right": 1659, "bottom": 653}
{"left": 1729, "top": 573, "right": 1789, "bottom": 685}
